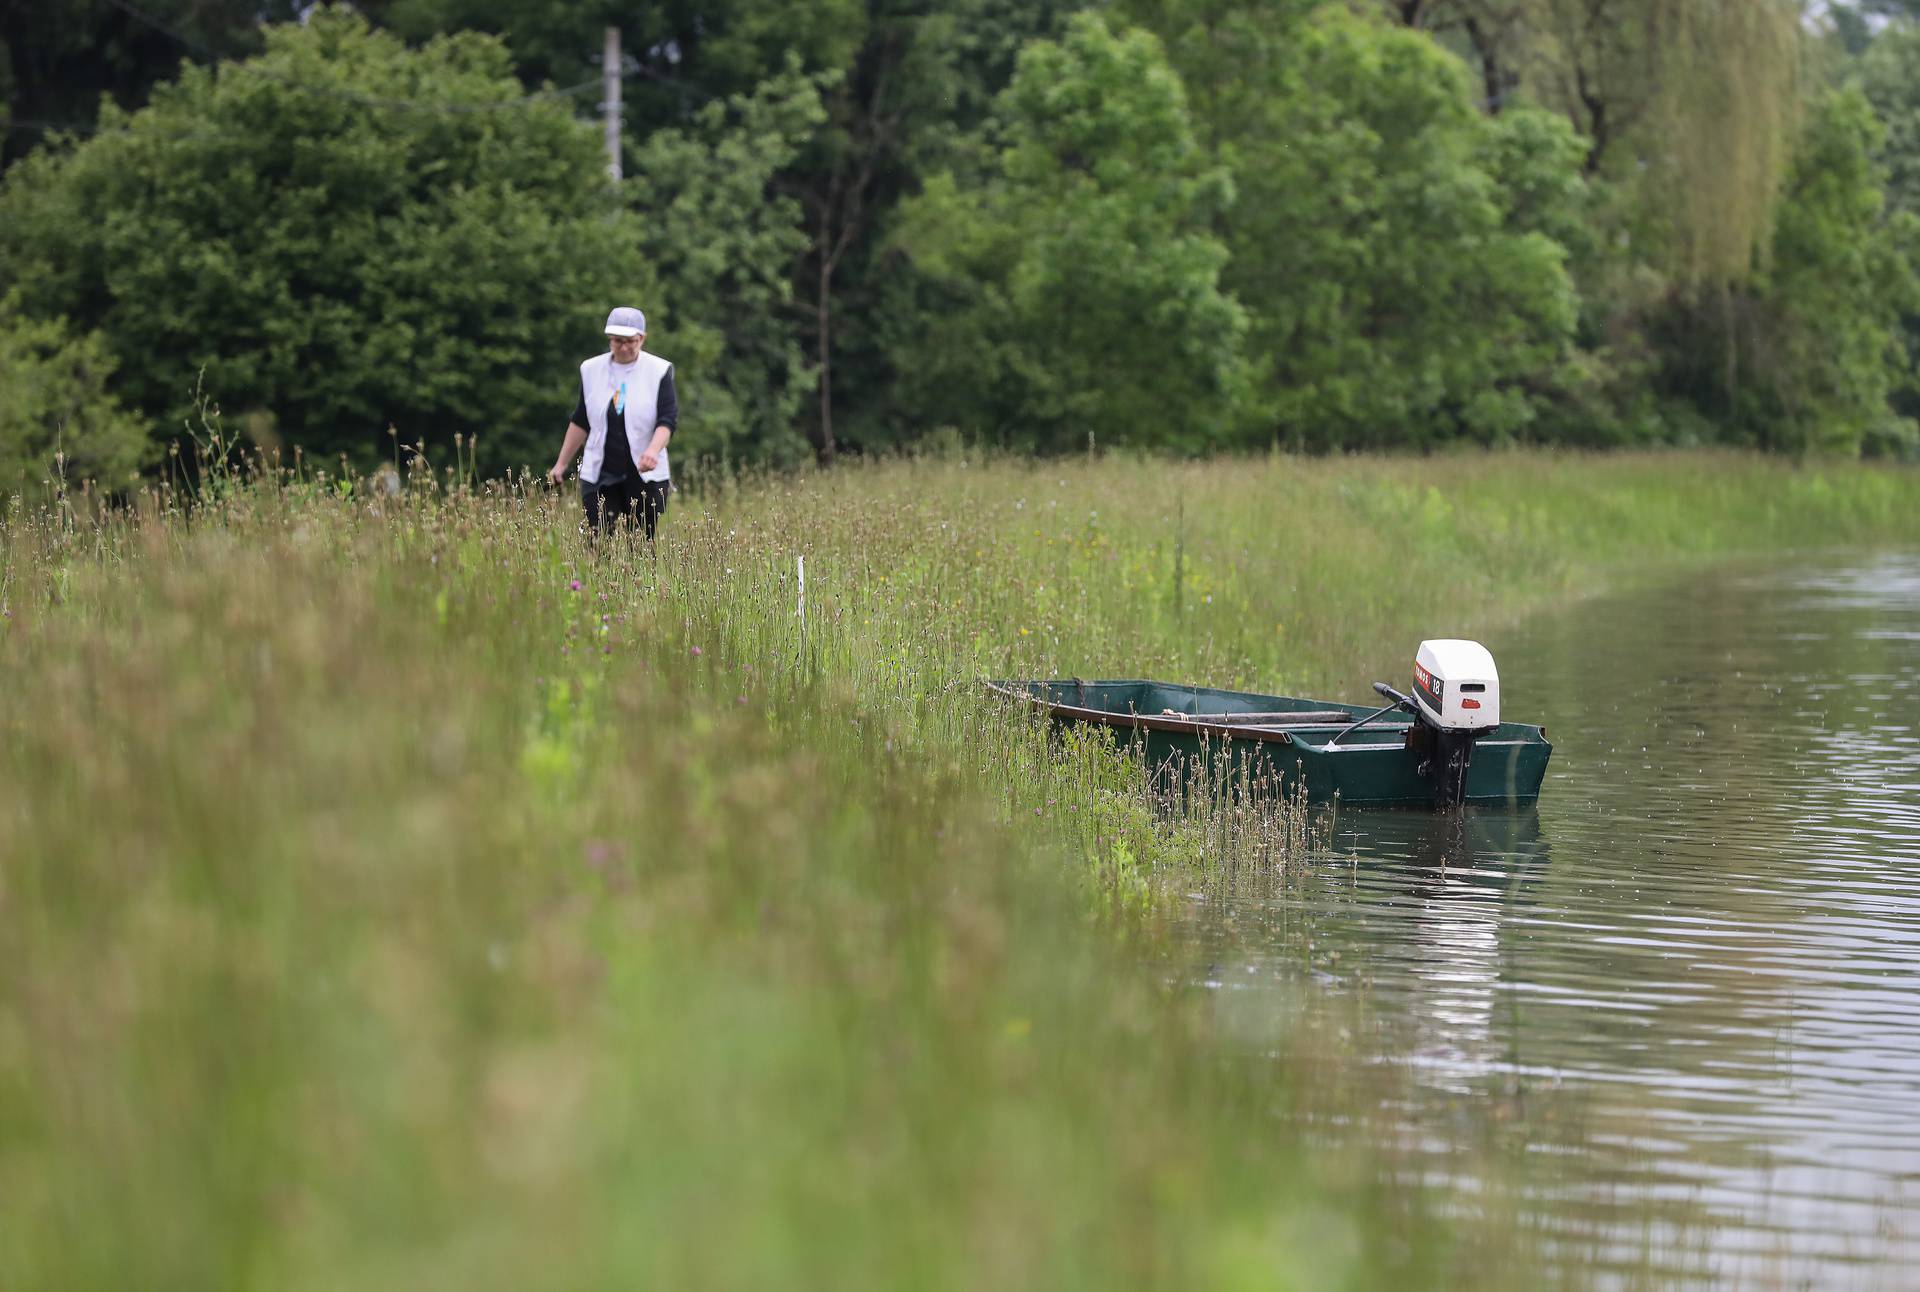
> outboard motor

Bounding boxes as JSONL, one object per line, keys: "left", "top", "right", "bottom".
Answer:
{"left": 1374, "top": 640, "right": 1501, "bottom": 807}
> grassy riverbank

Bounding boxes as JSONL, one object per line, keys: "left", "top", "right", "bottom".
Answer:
{"left": 2, "top": 451, "right": 1914, "bottom": 1289}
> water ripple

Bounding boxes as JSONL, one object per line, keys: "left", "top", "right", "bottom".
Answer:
{"left": 1172, "top": 552, "right": 1920, "bottom": 1288}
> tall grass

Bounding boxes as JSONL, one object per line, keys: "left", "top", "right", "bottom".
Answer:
{"left": 1, "top": 450, "right": 1913, "bottom": 1289}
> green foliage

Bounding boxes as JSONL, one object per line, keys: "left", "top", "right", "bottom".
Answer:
{"left": 1651, "top": 88, "right": 1920, "bottom": 456}
{"left": 369, "top": 0, "right": 867, "bottom": 120}
{"left": 887, "top": 15, "right": 1250, "bottom": 453}
{"left": 1856, "top": 22, "right": 1920, "bottom": 439}
{"left": 4, "top": 0, "right": 1915, "bottom": 464}
{"left": 777, "top": 0, "right": 1082, "bottom": 459}
{"left": 1463, "top": 0, "right": 1802, "bottom": 289}
{"left": 1858, "top": 23, "right": 1920, "bottom": 219}
{"left": 1635, "top": 0, "right": 1802, "bottom": 289}
{"left": 0, "top": 293, "right": 150, "bottom": 493}
{"left": 1764, "top": 88, "right": 1920, "bottom": 455}
{"left": 0, "top": 10, "right": 647, "bottom": 474}
{"left": 1143, "top": 6, "right": 1582, "bottom": 448}
{"left": 1826, "top": 2, "right": 1920, "bottom": 57}
{"left": 626, "top": 64, "right": 829, "bottom": 466}
{"left": 0, "top": 0, "right": 303, "bottom": 168}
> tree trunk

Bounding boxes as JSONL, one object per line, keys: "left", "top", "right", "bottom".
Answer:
{"left": 1464, "top": 16, "right": 1504, "bottom": 113}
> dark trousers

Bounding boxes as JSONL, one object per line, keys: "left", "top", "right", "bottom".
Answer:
{"left": 582, "top": 476, "right": 670, "bottom": 542}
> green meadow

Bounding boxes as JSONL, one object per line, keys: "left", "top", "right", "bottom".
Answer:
{"left": 3, "top": 451, "right": 1916, "bottom": 1290}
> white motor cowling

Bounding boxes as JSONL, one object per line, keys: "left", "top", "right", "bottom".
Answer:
{"left": 1412, "top": 639, "right": 1500, "bottom": 733}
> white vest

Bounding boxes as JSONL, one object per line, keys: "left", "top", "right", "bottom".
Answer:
{"left": 580, "top": 350, "right": 673, "bottom": 484}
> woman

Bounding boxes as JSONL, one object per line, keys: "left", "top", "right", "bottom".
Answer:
{"left": 547, "top": 306, "right": 679, "bottom": 541}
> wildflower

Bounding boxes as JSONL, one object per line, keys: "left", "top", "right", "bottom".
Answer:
{"left": 690, "top": 646, "right": 702, "bottom": 657}
{"left": 568, "top": 579, "right": 582, "bottom": 592}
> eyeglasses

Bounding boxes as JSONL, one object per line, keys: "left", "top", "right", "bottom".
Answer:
{"left": 607, "top": 335, "right": 643, "bottom": 344}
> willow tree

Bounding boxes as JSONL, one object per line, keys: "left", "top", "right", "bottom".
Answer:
{"left": 1384, "top": 0, "right": 1801, "bottom": 287}
{"left": 1528, "top": 0, "right": 1802, "bottom": 287}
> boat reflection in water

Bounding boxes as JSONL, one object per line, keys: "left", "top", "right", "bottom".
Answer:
{"left": 1327, "top": 806, "right": 1552, "bottom": 1083}
{"left": 1180, "top": 805, "right": 1551, "bottom": 1085}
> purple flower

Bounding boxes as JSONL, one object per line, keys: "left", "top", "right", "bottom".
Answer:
{"left": 690, "top": 646, "right": 702, "bottom": 657}
{"left": 568, "top": 579, "right": 582, "bottom": 592}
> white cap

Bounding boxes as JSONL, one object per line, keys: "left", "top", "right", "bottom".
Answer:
{"left": 604, "top": 306, "right": 646, "bottom": 337}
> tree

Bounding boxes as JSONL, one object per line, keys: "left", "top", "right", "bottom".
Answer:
{"left": 0, "top": 293, "right": 149, "bottom": 493}
{"left": 1379, "top": 0, "right": 1531, "bottom": 115}
{"left": 1824, "top": 2, "right": 1920, "bottom": 57}
{"left": 886, "top": 14, "right": 1250, "bottom": 453}
{"left": 1758, "top": 88, "right": 1920, "bottom": 455}
{"left": 1133, "top": 4, "right": 1584, "bottom": 448}
{"left": 1856, "top": 21, "right": 1920, "bottom": 435}
{"left": 1651, "top": 88, "right": 1920, "bottom": 454}
{"left": 1, "top": 0, "right": 306, "bottom": 169}
{"left": 1858, "top": 23, "right": 1920, "bottom": 220}
{"left": 0, "top": 11, "right": 651, "bottom": 473}
{"left": 626, "top": 64, "right": 828, "bottom": 466}
{"left": 366, "top": 0, "right": 866, "bottom": 130}
{"left": 781, "top": 0, "right": 1081, "bottom": 461}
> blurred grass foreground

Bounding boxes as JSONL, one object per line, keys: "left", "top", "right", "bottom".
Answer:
{"left": 2, "top": 450, "right": 1916, "bottom": 1289}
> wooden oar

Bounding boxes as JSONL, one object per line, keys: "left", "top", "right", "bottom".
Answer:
{"left": 1158, "top": 710, "right": 1355, "bottom": 726}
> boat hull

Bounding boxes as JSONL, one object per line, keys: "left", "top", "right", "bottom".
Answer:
{"left": 989, "top": 679, "right": 1552, "bottom": 809}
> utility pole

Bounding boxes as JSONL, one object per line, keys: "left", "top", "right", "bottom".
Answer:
{"left": 603, "top": 27, "right": 622, "bottom": 182}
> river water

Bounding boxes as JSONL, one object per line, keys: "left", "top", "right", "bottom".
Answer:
{"left": 1174, "top": 553, "right": 1920, "bottom": 1288}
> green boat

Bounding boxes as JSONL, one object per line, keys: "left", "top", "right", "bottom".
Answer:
{"left": 989, "top": 643, "right": 1553, "bottom": 809}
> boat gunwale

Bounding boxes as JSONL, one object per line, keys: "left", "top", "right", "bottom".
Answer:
{"left": 984, "top": 679, "right": 1387, "bottom": 747}
{"left": 984, "top": 680, "right": 1550, "bottom": 753}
